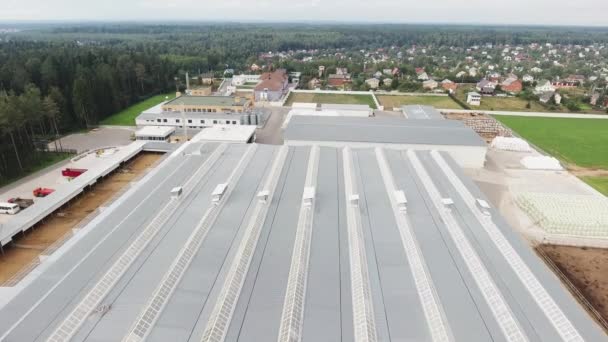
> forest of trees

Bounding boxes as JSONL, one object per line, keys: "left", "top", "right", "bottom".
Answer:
{"left": 1, "top": 23, "right": 608, "bottom": 184}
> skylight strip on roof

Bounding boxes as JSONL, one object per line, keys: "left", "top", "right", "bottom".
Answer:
{"left": 122, "top": 144, "right": 257, "bottom": 342}
{"left": 406, "top": 150, "right": 528, "bottom": 342}
{"left": 343, "top": 147, "right": 378, "bottom": 342}
{"left": 277, "top": 146, "right": 319, "bottom": 342}
{"left": 375, "top": 148, "right": 452, "bottom": 342}
{"left": 46, "top": 144, "right": 228, "bottom": 342}
{"left": 429, "top": 150, "right": 583, "bottom": 342}
{"left": 200, "top": 146, "right": 289, "bottom": 342}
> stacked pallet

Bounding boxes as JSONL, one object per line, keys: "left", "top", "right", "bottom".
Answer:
{"left": 517, "top": 193, "right": 608, "bottom": 237}
{"left": 462, "top": 117, "right": 513, "bottom": 137}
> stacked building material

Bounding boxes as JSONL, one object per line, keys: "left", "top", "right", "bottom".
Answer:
{"left": 517, "top": 193, "right": 608, "bottom": 237}
{"left": 491, "top": 137, "right": 532, "bottom": 152}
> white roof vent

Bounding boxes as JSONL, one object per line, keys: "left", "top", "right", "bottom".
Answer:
{"left": 257, "top": 190, "right": 270, "bottom": 203}
{"left": 349, "top": 194, "right": 360, "bottom": 207}
{"left": 170, "top": 187, "right": 183, "bottom": 198}
{"left": 394, "top": 190, "right": 407, "bottom": 212}
{"left": 212, "top": 183, "right": 228, "bottom": 203}
{"left": 302, "top": 187, "right": 315, "bottom": 206}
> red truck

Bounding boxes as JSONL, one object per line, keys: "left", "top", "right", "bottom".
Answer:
{"left": 33, "top": 188, "right": 55, "bottom": 197}
{"left": 62, "top": 168, "right": 87, "bottom": 178}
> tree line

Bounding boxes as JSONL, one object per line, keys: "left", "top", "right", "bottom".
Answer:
{"left": 0, "top": 40, "right": 178, "bottom": 183}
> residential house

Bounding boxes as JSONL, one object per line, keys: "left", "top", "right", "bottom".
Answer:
{"left": 535, "top": 80, "right": 556, "bottom": 94}
{"left": 200, "top": 72, "right": 214, "bottom": 85}
{"left": 366, "top": 78, "right": 380, "bottom": 89}
{"left": 328, "top": 73, "right": 352, "bottom": 88}
{"left": 383, "top": 69, "right": 393, "bottom": 76}
{"left": 254, "top": 69, "right": 289, "bottom": 101}
{"left": 383, "top": 78, "right": 393, "bottom": 87}
{"left": 501, "top": 77, "right": 523, "bottom": 93}
{"left": 441, "top": 79, "right": 458, "bottom": 92}
{"left": 417, "top": 72, "right": 430, "bottom": 81}
{"left": 539, "top": 91, "right": 556, "bottom": 104}
{"left": 590, "top": 93, "right": 600, "bottom": 106}
{"left": 522, "top": 74, "right": 534, "bottom": 83}
{"left": 374, "top": 71, "right": 383, "bottom": 79}
{"left": 467, "top": 92, "right": 482, "bottom": 106}
{"left": 250, "top": 64, "right": 261, "bottom": 72}
{"left": 455, "top": 71, "right": 467, "bottom": 79}
{"left": 336, "top": 67, "right": 348, "bottom": 75}
{"left": 531, "top": 67, "right": 543, "bottom": 73}
{"left": 308, "top": 78, "right": 322, "bottom": 89}
{"left": 476, "top": 79, "right": 497, "bottom": 94}
{"left": 488, "top": 72, "right": 502, "bottom": 82}
{"left": 422, "top": 79, "right": 438, "bottom": 90}
{"left": 468, "top": 68, "right": 478, "bottom": 77}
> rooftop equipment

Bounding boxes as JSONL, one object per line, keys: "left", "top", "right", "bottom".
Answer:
{"left": 302, "top": 187, "right": 315, "bottom": 206}
{"left": 212, "top": 183, "right": 228, "bottom": 203}
{"left": 394, "top": 190, "right": 408, "bottom": 212}
{"left": 170, "top": 187, "right": 183, "bottom": 198}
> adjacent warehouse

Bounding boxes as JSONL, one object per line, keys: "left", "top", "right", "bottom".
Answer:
{"left": 284, "top": 116, "right": 488, "bottom": 168}
{"left": 135, "top": 95, "right": 268, "bottom": 129}
{"left": 0, "top": 140, "right": 603, "bottom": 342}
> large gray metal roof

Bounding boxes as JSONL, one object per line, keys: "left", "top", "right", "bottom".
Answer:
{"left": 284, "top": 115, "right": 486, "bottom": 147}
{"left": 0, "top": 142, "right": 603, "bottom": 342}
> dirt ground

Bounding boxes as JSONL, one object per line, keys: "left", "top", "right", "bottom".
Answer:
{"left": 537, "top": 244, "right": 608, "bottom": 330}
{"left": 0, "top": 152, "right": 162, "bottom": 284}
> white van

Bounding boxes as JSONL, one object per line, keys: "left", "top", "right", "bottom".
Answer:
{"left": 0, "top": 202, "right": 21, "bottom": 215}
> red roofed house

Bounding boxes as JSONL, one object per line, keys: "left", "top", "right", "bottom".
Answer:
{"left": 327, "top": 73, "right": 352, "bottom": 88}
{"left": 254, "top": 69, "right": 289, "bottom": 102}
{"left": 441, "top": 79, "right": 458, "bottom": 91}
{"left": 501, "top": 77, "right": 523, "bottom": 93}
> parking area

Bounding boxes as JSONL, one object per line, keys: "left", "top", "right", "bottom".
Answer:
{"left": 50, "top": 127, "right": 135, "bottom": 153}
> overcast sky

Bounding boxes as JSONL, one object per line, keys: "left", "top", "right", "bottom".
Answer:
{"left": 1, "top": 0, "right": 607, "bottom": 26}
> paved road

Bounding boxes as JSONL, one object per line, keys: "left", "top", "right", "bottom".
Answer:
{"left": 440, "top": 108, "right": 608, "bottom": 119}
{"left": 255, "top": 108, "right": 288, "bottom": 145}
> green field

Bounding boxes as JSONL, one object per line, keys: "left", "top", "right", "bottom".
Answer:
{"left": 376, "top": 95, "right": 462, "bottom": 110}
{"left": 495, "top": 116, "right": 608, "bottom": 195}
{"left": 101, "top": 93, "right": 175, "bottom": 126}
{"left": 455, "top": 87, "right": 546, "bottom": 112}
{"left": 581, "top": 177, "right": 608, "bottom": 196}
{"left": 495, "top": 116, "right": 608, "bottom": 169}
{"left": 285, "top": 92, "right": 377, "bottom": 109}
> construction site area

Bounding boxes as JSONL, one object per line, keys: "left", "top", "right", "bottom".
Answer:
{"left": 0, "top": 149, "right": 164, "bottom": 285}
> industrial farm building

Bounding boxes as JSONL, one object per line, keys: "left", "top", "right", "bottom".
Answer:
{"left": 284, "top": 116, "right": 488, "bottom": 168}
{"left": 0, "top": 137, "right": 604, "bottom": 341}
{"left": 135, "top": 96, "right": 267, "bottom": 129}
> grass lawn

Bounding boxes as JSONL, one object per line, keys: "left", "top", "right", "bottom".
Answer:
{"left": 581, "top": 177, "right": 608, "bottom": 196}
{"left": 455, "top": 86, "right": 546, "bottom": 112}
{"left": 376, "top": 95, "right": 462, "bottom": 110}
{"left": 101, "top": 93, "right": 175, "bottom": 126}
{"left": 285, "top": 92, "right": 377, "bottom": 109}
{"left": 495, "top": 116, "right": 608, "bottom": 169}
{"left": 0, "top": 152, "right": 74, "bottom": 188}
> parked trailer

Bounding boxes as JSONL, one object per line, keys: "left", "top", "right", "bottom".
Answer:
{"left": 0, "top": 202, "right": 21, "bottom": 215}
{"left": 33, "top": 188, "right": 55, "bottom": 198}
{"left": 62, "top": 168, "right": 88, "bottom": 178}
{"left": 7, "top": 198, "right": 34, "bottom": 209}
